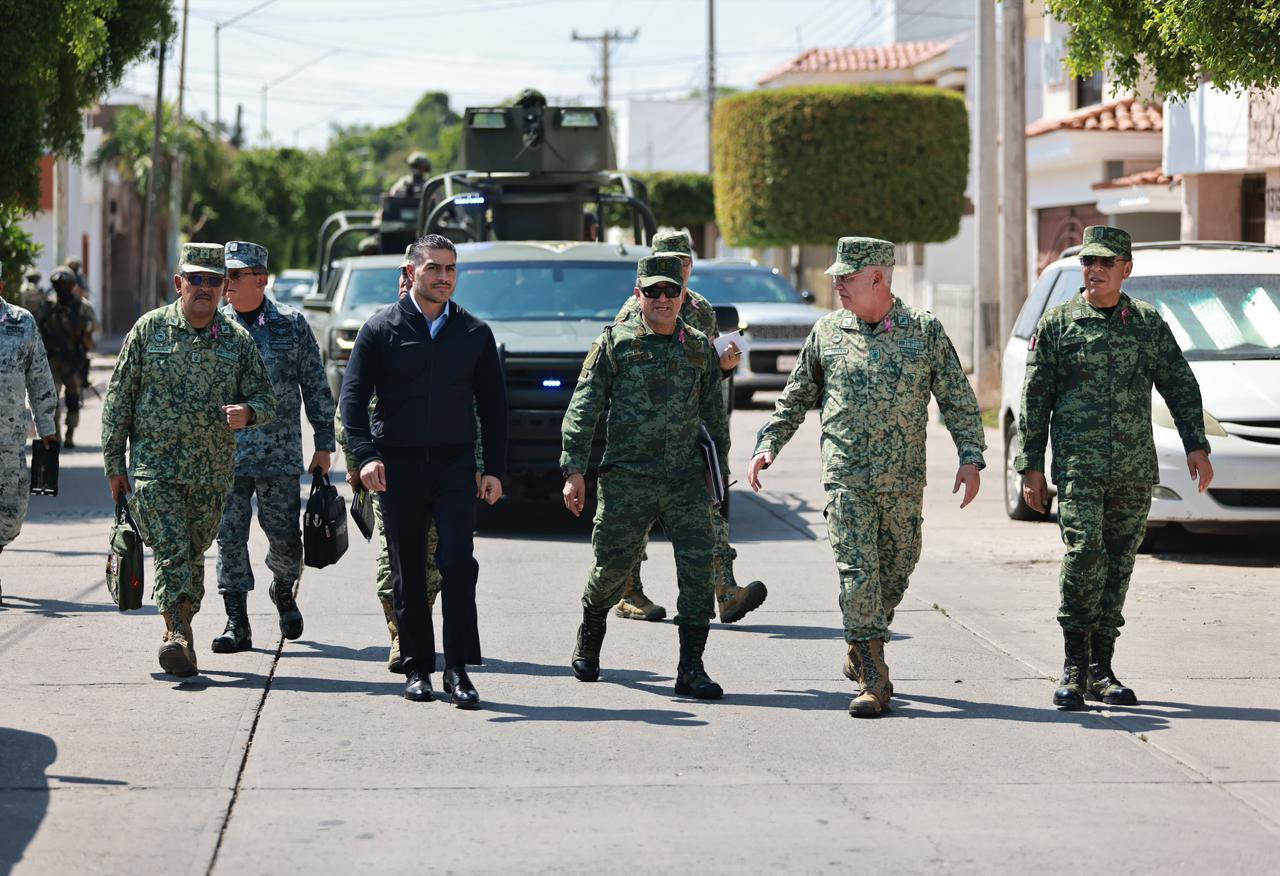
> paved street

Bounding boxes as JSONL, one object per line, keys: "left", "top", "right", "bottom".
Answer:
{"left": 2, "top": 367, "right": 1278, "bottom": 875}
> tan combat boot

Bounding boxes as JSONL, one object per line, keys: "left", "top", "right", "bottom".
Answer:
{"left": 158, "top": 599, "right": 198, "bottom": 678}
{"left": 846, "top": 640, "right": 891, "bottom": 718}
{"left": 843, "top": 639, "right": 894, "bottom": 699}
{"left": 714, "top": 557, "right": 767, "bottom": 624}
{"left": 614, "top": 569, "right": 666, "bottom": 622}
{"left": 380, "top": 597, "right": 402, "bottom": 674}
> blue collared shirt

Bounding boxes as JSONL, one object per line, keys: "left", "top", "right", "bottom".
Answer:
{"left": 407, "top": 293, "right": 449, "bottom": 339}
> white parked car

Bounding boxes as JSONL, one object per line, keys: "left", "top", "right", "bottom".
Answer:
{"left": 690, "top": 260, "right": 824, "bottom": 405}
{"left": 1001, "top": 241, "right": 1280, "bottom": 535}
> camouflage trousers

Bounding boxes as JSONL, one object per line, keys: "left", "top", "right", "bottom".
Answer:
{"left": 0, "top": 445, "right": 31, "bottom": 550}
{"left": 371, "top": 485, "right": 441, "bottom": 602}
{"left": 129, "top": 478, "right": 228, "bottom": 614}
{"left": 50, "top": 364, "right": 82, "bottom": 440}
{"left": 825, "top": 486, "right": 924, "bottom": 642}
{"left": 630, "top": 502, "right": 735, "bottom": 590}
{"left": 216, "top": 474, "right": 303, "bottom": 594}
{"left": 1055, "top": 478, "right": 1151, "bottom": 638}
{"left": 583, "top": 470, "right": 715, "bottom": 627}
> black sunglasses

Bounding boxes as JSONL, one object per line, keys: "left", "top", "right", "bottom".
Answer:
{"left": 640, "top": 284, "right": 682, "bottom": 299}
{"left": 182, "top": 273, "right": 224, "bottom": 287}
{"left": 1079, "top": 255, "right": 1120, "bottom": 268}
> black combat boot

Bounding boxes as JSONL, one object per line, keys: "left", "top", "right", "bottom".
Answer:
{"left": 269, "top": 579, "right": 303, "bottom": 640}
{"left": 211, "top": 592, "right": 252, "bottom": 653}
{"left": 1087, "top": 633, "right": 1138, "bottom": 705}
{"left": 674, "top": 625, "right": 723, "bottom": 700}
{"left": 571, "top": 607, "right": 608, "bottom": 682}
{"left": 1053, "top": 630, "right": 1090, "bottom": 709}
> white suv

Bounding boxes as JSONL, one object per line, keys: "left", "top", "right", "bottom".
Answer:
{"left": 1000, "top": 241, "right": 1280, "bottom": 535}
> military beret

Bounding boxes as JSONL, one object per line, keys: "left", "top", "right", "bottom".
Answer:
{"left": 824, "top": 236, "right": 896, "bottom": 276}
{"left": 180, "top": 242, "right": 225, "bottom": 275}
{"left": 636, "top": 254, "right": 684, "bottom": 288}
{"left": 651, "top": 229, "right": 693, "bottom": 258}
{"left": 224, "top": 240, "right": 268, "bottom": 270}
{"left": 1078, "top": 225, "right": 1132, "bottom": 260}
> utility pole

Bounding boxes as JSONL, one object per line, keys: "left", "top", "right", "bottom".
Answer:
{"left": 572, "top": 28, "right": 638, "bottom": 110}
{"left": 169, "top": 0, "right": 189, "bottom": 279}
{"left": 215, "top": 0, "right": 278, "bottom": 136}
{"left": 973, "top": 0, "right": 1000, "bottom": 408}
{"left": 999, "top": 0, "right": 1028, "bottom": 344}
{"left": 141, "top": 38, "right": 166, "bottom": 309}
{"left": 707, "top": 0, "right": 715, "bottom": 174}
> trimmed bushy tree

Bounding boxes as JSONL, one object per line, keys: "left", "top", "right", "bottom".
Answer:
{"left": 713, "top": 85, "right": 969, "bottom": 247}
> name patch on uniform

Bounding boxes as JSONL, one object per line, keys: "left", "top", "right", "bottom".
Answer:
{"left": 822, "top": 347, "right": 848, "bottom": 357}
{"left": 899, "top": 338, "right": 925, "bottom": 357}
{"left": 4, "top": 324, "right": 23, "bottom": 335}
{"left": 215, "top": 346, "right": 239, "bottom": 362}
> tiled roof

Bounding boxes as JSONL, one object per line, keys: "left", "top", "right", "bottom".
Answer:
{"left": 758, "top": 40, "right": 952, "bottom": 85}
{"left": 1092, "top": 168, "right": 1179, "bottom": 190}
{"left": 1026, "top": 97, "right": 1163, "bottom": 138}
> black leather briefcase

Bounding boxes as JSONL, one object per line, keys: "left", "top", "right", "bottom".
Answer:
{"left": 303, "top": 470, "right": 349, "bottom": 568}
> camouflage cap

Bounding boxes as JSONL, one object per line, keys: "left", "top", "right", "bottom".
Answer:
{"left": 25, "top": 269, "right": 41, "bottom": 280}
{"left": 180, "top": 242, "right": 225, "bottom": 275}
{"left": 400, "top": 244, "right": 414, "bottom": 269}
{"left": 824, "top": 236, "right": 896, "bottom": 276}
{"left": 224, "top": 240, "right": 268, "bottom": 270}
{"left": 49, "top": 266, "right": 77, "bottom": 285}
{"left": 651, "top": 229, "right": 693, "bottom": 258}
{"left": 636, "top": 254, "right": 684, "bottom": 288}
{"left": 1078, "top": 225, "right": 1132, "bottom": 260}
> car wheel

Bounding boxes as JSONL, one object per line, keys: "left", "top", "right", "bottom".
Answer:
{"left": 1004, "top": 425, "right": 1051, "bottom": 521}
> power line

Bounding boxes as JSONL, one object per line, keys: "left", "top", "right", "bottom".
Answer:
{"left": 571, "top": 28, "right": 639, "bottom": 108}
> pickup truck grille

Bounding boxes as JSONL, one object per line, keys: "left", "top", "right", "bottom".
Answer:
{"left": 747, "top": 323, "right": 811, "bottom": 340}
{"left": 503, "top": 353, "right": 604, "bottom": 474}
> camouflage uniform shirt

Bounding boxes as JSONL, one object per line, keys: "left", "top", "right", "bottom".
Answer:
{"left": 0, "top": 301, "right": 56, "bottom": 443}
{"left": 614, "top": 288, "right": 719, "bottom": 342}
{"left": 222, "top": 298, "right": 335, "bottom": 476}
{"left": 1015, "top": 290, "right": 1208, "bottom": 484}
{"left": 755, "top": 298, "right": 985, "bottom": 490}
{"left": 561, "top": 311, "right": 729, "bottom": 479}
{"left": 102, "top": 301, "right": 277, "bottom": 484}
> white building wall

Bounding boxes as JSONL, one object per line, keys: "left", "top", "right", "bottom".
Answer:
{"left": 1165, "top": 85, "right": 1250, "bottom": 175}
{"left": 620, "top": 99, "right": 709, "bottom": 174}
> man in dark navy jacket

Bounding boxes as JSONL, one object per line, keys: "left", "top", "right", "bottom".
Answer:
{"left": 340, "top": 234, "right": 507, "bottom": 708}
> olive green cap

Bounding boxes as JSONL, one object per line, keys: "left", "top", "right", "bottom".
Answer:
{"left": 824, "top": 236, "right": 895, "bottom": 276}
{"left": 400, "top": 244, "right": 414, "bottom": 269}
{"left": 179, "top": 242, "right": 225, "bottom": 275}
{"left": 1078, "top": 225, "right": 1132, "bottom": 259}
{"left": 651, "top": 229, "right": 693, "bottom": 258}
{"left": 636, "top": 254, "right": 684, "bottom": 288}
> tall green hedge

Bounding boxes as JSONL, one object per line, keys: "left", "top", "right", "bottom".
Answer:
{"left": 713, "top": 85, "right": 969, "bottom": 247}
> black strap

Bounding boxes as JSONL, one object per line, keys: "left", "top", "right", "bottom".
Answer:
{"left": 115, "top": 497, "right": 140, "bottom": 535}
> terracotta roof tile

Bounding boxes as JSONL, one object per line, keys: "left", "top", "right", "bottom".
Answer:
{"left": 758, "top": 40, "right": 952, "bottom": 85}
{"left": 1092, "top": 168, "right": 1179, "bottom": 190}
{"left": 1026, "top": 97, "right": 1163, "bottom": 138}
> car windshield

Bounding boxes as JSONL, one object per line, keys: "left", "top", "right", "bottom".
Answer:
{"left": 340, "top": 261, "right": 641, "bottom": 322}
{"left": 272, "top": 277, "right": 312, "bottom": 305}
{"left": 1048, "top": 270, "right": 1280, "bottom": 361}
{"left": 689, "top": 268, "right": 803, "bottom": 304}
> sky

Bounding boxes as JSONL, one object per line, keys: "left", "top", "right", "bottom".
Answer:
{"left": 115, "top": 0, "right": 885, "bottom": 150}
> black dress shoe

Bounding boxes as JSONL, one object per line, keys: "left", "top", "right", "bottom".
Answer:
{"left": 443, "top": 667, "right": 480, "bottom": 710}
{"left": 404, "top": 670, "right": 434, "bottom": 702}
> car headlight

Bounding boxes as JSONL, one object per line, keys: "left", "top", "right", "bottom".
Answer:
{"left": 330, "top": 328, "right": 358, "bottom": 360}
{"left": 1151, "top": 399, "right": 1228, "bottom": 437}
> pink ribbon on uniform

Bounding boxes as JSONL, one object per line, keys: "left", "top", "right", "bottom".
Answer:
{"left": 883, "top": 316, "right": 893, "bottom": 333}
{"left": 1121, "top": 307, "right": 1130, "bottom": 325}
{"left": 211, "top": 322, "right": 220, "bottom": 340}
{"left": 257, "top": 311, "right": 266, "bottom": 327}
{"left": 678, "top": 328, "right": 686, "bottom": 344}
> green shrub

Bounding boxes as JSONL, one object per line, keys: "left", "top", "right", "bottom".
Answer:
{"left": 605, "top": 171, "right": 714, "bottom": 230}
{"left": 713, "top": 85, "right": 969, "bottom": 247}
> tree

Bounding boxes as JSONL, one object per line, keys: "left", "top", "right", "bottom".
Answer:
{"left": 0, "top": 206, "right": 40, "bottom": 290}
{"left": 1045, "top": 0, "right": 1280, "bottom": 100}
{"left": 0, "top": 0, "right": 173, "bottom": 208}
{"left": 713, "top": 86, "right": 969, "bottom": 248}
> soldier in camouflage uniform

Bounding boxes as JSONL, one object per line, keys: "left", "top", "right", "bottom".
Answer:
{"left": 103, "top": 243, "right": 277, "bottom": 679}
{"left": 36, "top": 267, "right": 92, "bottom": 448}
{"left": 750, "top": 237, "right": 985, "bottom": 718}
{"left": 388, "top": 152, "right": 432, "bottom": 199}
{"left": 1016, "top": 225, "right": 1213, "bottom": 710}
{"left": 611, "top": 229, "right": 767, "bottom": 626}
{"left": 562, "top": 254, "right": 731, "bottom": 699}
{"left": 0, "top": 260, "right": 58, "bottom": 604}
{"left": 19, "top": 270, "right": 47, "bottom": 313}
{"left": 212, "top": 241, "right": 335, "bottom": 654}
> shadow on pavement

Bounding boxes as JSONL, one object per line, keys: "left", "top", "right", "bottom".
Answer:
{"left": 889, "top": 692, "right": 1174, "bottom": 732}
{"left": 483, "top": 701, "right": 707, "bottom": 726}
{"left": 288, "top": 640, "right": 386, "bottom": 664}
{"left": 0, "top": 593, "right": 146, "bottom": 618}
{"left": 0, "top": 727, "right": 55, "bottom": 873}
{"left": 713, "top": 622, "right": 844, "bottom": 640}
{"left": 26, "top": 464, "right": 114, "bottom": 524}
{"left": 1106, "top": 700, "right": 1280, "bottom": 724}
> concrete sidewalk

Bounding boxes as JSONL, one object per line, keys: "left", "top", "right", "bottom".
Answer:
{"left": 1, "top": 395, "right": 1277, "bottom": 874}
